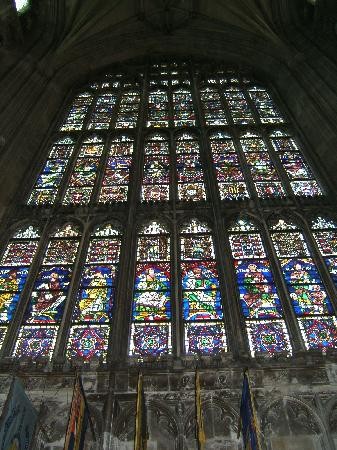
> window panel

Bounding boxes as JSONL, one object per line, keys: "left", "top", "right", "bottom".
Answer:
{"left": 181, "top": 219, "right": 226, "bottom": 355}
{"left": 312, "top": 216, "right": 337, "bottom": 290}
{"left": 60, "top": 92, "right": 93, "bottom": 131}
{"left": 67, "top": 224, "right": 122, "bottom": 361}
{"left": 200, "top": 87, "right": 227, "bottom": 126}
{"left": 223, "top": 87, "right": 254, "bottom": 124}
{"left": 147, "top": 90, "right": 169, "bottom": 127}
{"left": 115, "top": 91, "right": 140, "bottom": 128}
{"left": 247, "top": 86, "right": 284, "bottom": 124}
{"left": 173, "top": 89, "right": 196, "bottom": 127}
{"left": 87, "top": 93, "right": 117, "bottom": 129}
{"left": 130, "top": 221, "right": 171, "bottom": 356}
{"left": 229, "top": 218, "right": 291, "bottom": 356}
{"left": 270, "top": 218, "right": 336, "bottom": 350}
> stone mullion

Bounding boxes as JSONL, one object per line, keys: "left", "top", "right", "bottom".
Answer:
{"left": 108, "top": 74, "right": 148, "bottom": 362}
{"left": 241, "top": 83, "right": 263, "bottom": 127}
{"left": 221, "top": 225, "right": 251, "bottom": 358}
{"left": 217, "top": 82, "right": 237, "bottom": 128}
{"left": 89, "top": 130, "right": 113, "bottom": 205}
{"left": 300, "top": 220, "right": 337, "bottom": 318}
{"left": 52, "top": 222, "right": 91, "bottom": 363}
{"left": 260, "top": 220, "right": 306, "bottom": 353}
{"left": 191, "top": 69, "right": 245, "bottom": 357}
{"left": 0, "top": 218, "right": 51, "bottom": 358}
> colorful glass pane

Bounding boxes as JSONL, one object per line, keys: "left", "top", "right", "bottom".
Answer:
{"left": 130, "top": 323, "right": 171, "bottom": 356}
{"left": 184, "top": 322, "right": 227, "bottom": 355}
{"left": 115, "top": 91, "right": 140, "bottom": 128}
{"left": 67, "top": 325, "right": 109, "bottom": 361}
{"left": 200, "top": 87, "right": 227, "bottom": 126}
{"left": 99, "top": 135, "right": 133, "bottom": 203}
{"left": 312, "top": 216, "right": 337, "bottom": 290}
{"left": 209, "top": 132, "right": 249, "bottom": 200}
{"left": 223, "top": 88, "right": 254, "bottom": 124}
{"left": 60, "top": 92, "right": 93, "bottom": 131}
{"left": 173, "top": 89, "right": 196, "bottom": 127}
{"left": 147, "top": 90, "right": 169, "bottom": 127}
{"left": 14, "top": 326, "right": 58, "bottom": 358}
{"left": 87, "top": 93, "right": 117, "bottom": 129}
{"left": 298, "top": 317, "right": 337, "bottom": 350}
{"left": 246, "top": 321, "right": 291, "bottom": 355}
{"left": 248, "top": 87, "right": 284, "bottom": 124}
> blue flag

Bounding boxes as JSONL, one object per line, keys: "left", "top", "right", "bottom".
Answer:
{"left": 0, "top": 378, "right": 38, "bottom": 450}
{"left": 239, "top": 371, "right": 261, "bottom": 450}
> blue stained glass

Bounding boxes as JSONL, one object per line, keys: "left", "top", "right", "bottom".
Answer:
{"left": 134, "top": 263, "right": 170, "bottom": 291}
{"left": 234, "top": 260, "right": 274, "bottom": 284}
{"left": 325, "top": 257, "right": 337, "bottom": 283}
{"left": 0, "top": 292, "right": 20, "bottom": 322}
{"left": 67, "top": 325, "right": 109, "bottom": 360}
{"left": 14, "top": 326, "right": 58, "bottom": 358}
{"left": 185, "top": 322, "right": 226, "bottom": 354}
{"left": 246, "top": 320, "right": 291, "bottom": 355}
{"left": 299, "top": 317, "right": 337, "bottom": 350}
{"left": 238, "top": 284, "right": 282, "bottom": 319}
{"left": 183, "top": 290, "right": 222, "bottom": 320}
{"left": 130, "top": 323, "right": 171, "bottom": 356}
{"left": 34, "top": 266, "right": 72, "bottom": 290}
{"left": 280, "top": 258, "right": 321, "bottom": 284}
{"left": 25, "top": 290, "right": 67, "bottom": 323}
{"left": 181, "top": 262, "right": 219, "bottom": 290}
{"left": 80, "top": 265, "right": 116, "bottom": 288}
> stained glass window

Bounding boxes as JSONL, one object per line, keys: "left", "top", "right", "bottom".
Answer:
{"left": 223, "top": 87, "right": 255, "bottom": 125}
{"left": 0, "top": 225, "right": 41, "bottom": 348}
{"left": 60, "top": 92, "right": 93, "bottom": 131}
{"left": 176, "top": 133, "right": 206, "bottom": 201}
{"left": 130, "top": 221, "right": 172, "bottom": 356}
{"left": 172, "top": 88, "right": 196, "bottom": 127}
{"left": 209, "top": 131, "right": 249, "bottom": 200}
{"left": 14, "top": 224, "right": 81, "bottom": 359}
{"left": 240, "top": 132, "right": 286, "bottom": 198}
{"left": 115, "top": 91, "right": 140, "bottom": 128}
{"left": 270, "top": 130, "right": 323, "bottom": 197}
{"left": 147, "top": 90, "right": 169, "bottom": 127}
{"left": 28, "top": 137, "right": 75, "bottom": 205}
{"left": 63, "top": 135, "right": 104, "bottom": 205}
{"left": 312, "top": 216, "right": 337, "bottom": 289}
{"left": 229, "top": 218, "right": 291, "bottom": 356}
{"left": 247, "top": 86, "right": 284, "bottom": 124}
{"left": 181, "top": 219, "right": 226, "bottom": 354}
{"left": 87, "top": 92, "right": 118, "bottom": 129}
{"left": 99, "top": 134, "right": 133, "bottom": 203}
{"left": 200, "top": 87, "right": 227, "bottom": 126}
{"left": 67, "top": 223, "right": 122, "bottom": 361}
{"left": 270, "top": 218, "right": 336, "bottom": 350}
{"left": 141, "top": 133, "right": 170, "bottom": 202}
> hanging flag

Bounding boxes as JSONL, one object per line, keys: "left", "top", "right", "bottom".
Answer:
{"left": 63, "top": 375, "right": 95, "bottom": 450}
{"left": 134, "top": 372, "right": 148, "bottom": 450}
{"left": 195, "top": 370, "right": 206, "bottom": 450}
{"left": 0, "top": 377, "right": 38, "bottom": 450}
{"left": 238, "top": 370, "right": 262, "bottom": 450}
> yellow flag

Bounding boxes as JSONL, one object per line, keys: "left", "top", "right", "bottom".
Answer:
{"left": 134, "top": 372, "right": 147, "bottom": 450}
{"left": 195, "top": 370, "right": 206, "bottom": 450}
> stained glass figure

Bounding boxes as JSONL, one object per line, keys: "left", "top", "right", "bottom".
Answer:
{"left": 223, "top": 87, "right": 254, "bottom": 124}
{"left": 141, "top": 133, "right": 170, "bottom": 202}
{"left": 312, "top": 216, "right": 337, "bottom": 288}
{"left": 87, "top": 92, "right": 117, "bottom": 129}
{"left": 247, "top": 86, "right": 284, "bottom": 124}
{"left": 200, "top": 87, "right": 227, "bottom": 126}
{"left": 270, "top": 217, "right": 336, "bottom": 349}
{"left": 99, "top": 134, "right": 133, "bottom": 203}
{"left": 270, "top": 130, "right": 323, "bottom": 197}
{"left": 181, "top": 219, "right": 226, "bottom": 354}
{"left": 229, "top": 218, "right": 291, "bottom": 355}
{"left": 28, "top": 137, "right": 75, "bottom": 205}
{"left": 60, "top": 92, "right": 93, "bottom": 131}
{"left": 147, "top": 90, "right": 169, "bottom": 127}
{"left": 176, "top": 133, "right": 206, "bottom": 201}
{"left": 0, "top": 226, "right": 40, "bottom": 329}
{"left": 63, "top": 135, "right": 104, "bottom": 205}
{"left": 115, "top": 91, "right": 140, "bottom": 128}
{"left": 209, "top": 131, "right": 249, "bottom": 200}
{"left": 240, "top": 132, "right": 286, "bottom": 198}
{"left": 173, "top": 88, "right": 196, "bottom": 127}
{"left": 130, "top": 221, "right": 172, "bottom": 356}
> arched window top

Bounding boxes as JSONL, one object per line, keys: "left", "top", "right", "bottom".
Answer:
{"left": 82, "top": 135, "right": 104, "bottom": 143}
{"left": 270, "top": 129, "right": 290, "bottom": 138}
{"left": 200, "top": 86, "right": 218, "bottom": 92}
{"left": 180, "top": 219, "right": 211, "bottom": 234}
{"left": 228, "top": 218, "right": 259, "bottom": 232}
{"left": 140, "top": 221, "right": 169, "bottom": 235}
{"left": 240, "top": 131, "right": 261, "bottom": 139}
{"left": 311, "top": 216, "right": 337, "bottom": 229}
{"left": 52, "top": 224, "right": 81, "bottom": 237}
{"left": 173, "top": 88, "right": 190, "bottom": 94}
{"left": 209, "top": 131, "right": 232, "bottom": 140}
{"left": 176, "top": 132, "right": 198, "bottom": 141}
{"left": 112, "top": 134, "right": 133, "bottom": 142}
{"left": 55, "top": 137, "right": 75, "bottom": 145}
{"left": 149, "top": 88, "right": 168, "bottom": 94}
{"left": 93, "top": 223, "right": 122, "bottom": 236}
{"left": 13, "top": 225, "right": 40, "bottom": 239}
{"left": 269, "top": 218, "right": 298, "bottom": 231}
{"left": 146, "top": 132, "right": 168, "bottom": 142}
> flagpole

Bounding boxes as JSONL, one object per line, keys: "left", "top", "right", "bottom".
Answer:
{"left": 245, "top": 369, "right": 263, "bottom": 450}
{"left": 135, "top": 371, "right": 147, "bottom": 450}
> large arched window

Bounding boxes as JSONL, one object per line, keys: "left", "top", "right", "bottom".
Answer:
{"left": 2, "top": 61, "right": 334, "bottom": 364}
